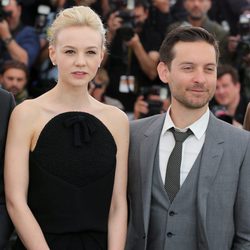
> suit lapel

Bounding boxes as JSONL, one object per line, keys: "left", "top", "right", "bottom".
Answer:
{"left": 197, "top": 113, "right": 224, "bottom": 247}
{"left": 140, "top": 114, "right": 166, "bottom": 234}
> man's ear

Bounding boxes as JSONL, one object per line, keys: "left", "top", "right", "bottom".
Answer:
{"left": 157, "top": 61, "right": 170, "bottom": 84}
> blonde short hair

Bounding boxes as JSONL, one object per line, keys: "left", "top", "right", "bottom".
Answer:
{"left": 47, "top": 6, "right": 106, "bottom": 49}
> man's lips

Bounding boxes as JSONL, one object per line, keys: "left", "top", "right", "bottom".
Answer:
{"left": 189, "top": 88, "right": 207, "bottom": 92}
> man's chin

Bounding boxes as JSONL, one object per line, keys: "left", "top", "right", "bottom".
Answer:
{"left": 8, "top": 88, "right": 19, "bottom": 96}
{"left": 189, "top": 15, "right": 203, "bottom": 21}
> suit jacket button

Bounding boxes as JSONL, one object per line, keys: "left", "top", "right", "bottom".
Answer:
{"left": 142, "top": 235, "right": 146, "bottom": 239}
{"left": 169, "top": 211, "right": 175, "bottom": 216}
{"left": 167, "top": 232, "right": 173, "bottom": 237}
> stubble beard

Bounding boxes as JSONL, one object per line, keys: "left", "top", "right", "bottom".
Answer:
{"left": 174, "top": 91, "right": 214, "bottom": 110}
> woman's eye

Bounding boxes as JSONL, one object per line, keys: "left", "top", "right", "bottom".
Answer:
{"left": 65, "top": 50, "right": 75, "bottom": 54}
{"left": 87, "top": 50, "right": 97, "bottom": 55}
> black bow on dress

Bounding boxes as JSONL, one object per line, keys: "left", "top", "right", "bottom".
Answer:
{"left": 64, "top": 114, "right": 96, "bottom": 147}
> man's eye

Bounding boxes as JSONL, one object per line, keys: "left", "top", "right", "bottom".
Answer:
{"left": 206, "top": 67, "right": 215, "bottom": 72}
{"left": 183, "top": 66, "right": 192, "bottom": 71}
{"left": 65, "top": 50, "right": 75, "bottom": 54}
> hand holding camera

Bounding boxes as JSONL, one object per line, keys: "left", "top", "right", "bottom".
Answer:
{"left": 134, "top": 86, "right": 169, "bottom": 119}
{"left": 125, "top": 32, "right": 139, "bottom": 48}
{"left": 134, "top": 95, "right": 149, "bottom": 119}
{"left": 107, "top": 11, "right": 123, "bottom": 35}
{"left": 0, "top": 18, "right": 10, "bottom": 37}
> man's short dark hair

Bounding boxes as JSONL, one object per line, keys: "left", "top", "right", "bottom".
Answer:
{"left": 135, "top": 0, "right": 150, "bottom": 10}
{"left": 217, "top": 64, "right": 239, "bottom": 84}
{"left": 159, "top": 26, "right": 220, "bottom": 68}
{"left": 1, "top": 60, "right": 29, "bottom": 79}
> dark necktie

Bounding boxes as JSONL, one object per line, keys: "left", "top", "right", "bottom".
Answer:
{"left": 165, "top": 127, "right": 193, "bottom": 202}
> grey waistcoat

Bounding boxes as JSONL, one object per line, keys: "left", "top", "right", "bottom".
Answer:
{"left": 147, "top": 147, "right": 203, "bottom": 250}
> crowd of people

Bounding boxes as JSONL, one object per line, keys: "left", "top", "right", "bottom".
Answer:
{"left": 0, "top": 0, "right": 250, "bottom": 122}
{"left": 1, "top": 0, "right": 250, "bottom": 249}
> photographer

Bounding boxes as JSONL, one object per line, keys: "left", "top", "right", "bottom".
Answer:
{"left": 89, "top": 67, "right": 124, "bottom": 110}
{"left": 0, "top": 59, "right": 30, "bottom": 104}
{"left": 105, "top": 0, "right": 163, "bottom": 112}
{"left": 0, "top": 0, "right": 40, "bottom": 70}
{"left": 133, "top": 85, "right": 170, "bottom": 119}
{"left": 231, "top": 7, "right": 250, "bottom": 98}
{"left": 210, "top": 64, "right": 249, "bottom": 127}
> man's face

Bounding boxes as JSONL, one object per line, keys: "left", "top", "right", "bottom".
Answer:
{"left": 184, "top": 0, "right": 211, "bottom": 20}
{"left": 158, "top": 41, "right": 217, "bottom": 112}
{"left": 3, "top": 0, "right": 21, "bottom": 30}
{"left": 215, "top": 73, "right": 240, "bottom": 107}
{"left": 1, "top": 68, "right": 27, "bottom": 96}
{"left": 133, "top": 6, "right": 148, "bottom": 28}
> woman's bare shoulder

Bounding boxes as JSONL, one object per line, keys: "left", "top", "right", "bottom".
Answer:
{"left": 102, "top": 104, "right": 128, "bottom": 123}
{"left": 10, "top": 99, "right": 42, "bottom": 127}
{"left": 97, "top": 105, "right": 129, "bottom": 141}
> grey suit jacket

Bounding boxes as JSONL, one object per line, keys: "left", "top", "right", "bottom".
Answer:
{"left": 0, "top": 88, "right": 15, "bottom": 204}
{"left": 126, "top": 112, "right": 250, "bottom": 250}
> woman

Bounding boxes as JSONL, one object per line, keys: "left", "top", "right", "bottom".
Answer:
{"left": 243, "top": 102, "right": 250, "bottom": 131}
{"left": 4, "top": 6, "right": 128, "bottom": 250}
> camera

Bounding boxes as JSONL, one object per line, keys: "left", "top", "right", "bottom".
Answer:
{"left": 211, "top": 105, "right": 233, "bottom": 124}
{"left": 139, "top": 85, "right": 168, "bottom": 118}
{"left": 0, "top": 0, "right": 12, "bottom": 22}
{"left": 235, "top": 13, "right": 250, "bottom": 62}
{"left": 34, "top": 5, "right": 51, "bottom": 35}
{"left": 116, "top": 10, "right": 135, "bottom": 41}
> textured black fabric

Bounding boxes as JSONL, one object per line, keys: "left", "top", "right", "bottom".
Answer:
{"left": 165, "top": 128, "right": 192, "bottom": 202}
{"left": 15, "top": 112, "right": 117, "bottom": 250}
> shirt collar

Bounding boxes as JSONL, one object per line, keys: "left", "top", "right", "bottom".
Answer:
{"left": 161, "top": 107, "right": 210, "bottom": 140}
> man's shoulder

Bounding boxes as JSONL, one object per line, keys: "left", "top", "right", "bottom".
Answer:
{"left": 0, "top": 89, "right": 14, "bottom": 107}
{"left": 0, "top": 88, "right": 11, "bottom": 98}
{"left": 130, "top": 113, "right": 164, "bottom": 132}
{"left": 202, "top": 17, "right": 228, "bottom": 37}
{"left": 15, "top": 25, "right": 39, "bottom": 40}
{"left": 210, "top": 114, "right": 250, "bottom": 141}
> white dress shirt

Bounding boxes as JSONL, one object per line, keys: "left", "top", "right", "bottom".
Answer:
{"left": 159, "top": 108, "right": 210, "bottom": 186}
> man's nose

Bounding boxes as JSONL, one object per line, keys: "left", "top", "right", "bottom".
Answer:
{"left": 193, "top": 70, "right": 206, "bottom": 83}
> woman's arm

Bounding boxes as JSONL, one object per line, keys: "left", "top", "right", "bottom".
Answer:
{"left": 107, "top": 108, "right": 129, "bottom": 250}
{"left": 4, "top": 102, "right": 50, "bottom": 250}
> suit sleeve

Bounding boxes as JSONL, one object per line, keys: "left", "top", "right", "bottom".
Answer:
{"left": 233, "top": 134, "right": 250, "bottom": 249}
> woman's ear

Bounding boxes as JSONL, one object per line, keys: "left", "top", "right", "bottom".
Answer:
{"left": 48, "top": 45, "right": 56, "bottom": 65}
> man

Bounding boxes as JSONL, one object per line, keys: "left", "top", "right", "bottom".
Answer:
{"left": 208, "top": 0, "right": 249, "bottom": 35}
{"left": 133, "top": 85, "right": 170, "bottom": 119}
{"left": 211, "top": 64, "right": 249, "bottom": 127}
{"left": 89, "top": 67, "right": 124, "bottom": 110}
{"left": 105, "top": 1, "right": 162, "bottom": 112}
{"left": 0, "top": 88, "right": 15, "bottom": 249}
{"left": 1, "top": 60, "right": 30, "bottom": 104}
{"left": 171, "top": 0, "right": 229, "bottom": 63}
{"left": 126, "top": 26, "right": 250, "bottom": 250}
{"left": 0, "top": 0, "right": 40, "bottom": 70}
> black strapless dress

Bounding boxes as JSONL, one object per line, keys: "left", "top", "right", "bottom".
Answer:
{"left": 14, "top": 112, "right": 117, "bottom": 250}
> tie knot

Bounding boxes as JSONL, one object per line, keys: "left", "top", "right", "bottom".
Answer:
{"left": 170, "top": 128, "right": 192, "bottom": 143}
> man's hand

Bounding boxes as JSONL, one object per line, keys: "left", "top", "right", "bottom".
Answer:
{"left": 125, "top": 33, "right": 140, "bottom": 49}
{"left": 0, "top": 19, "right": 11, "bottom": 40}
{"left": 134, "top": 95, "right": 149, "bottom": 119}
{"left": 107, "top": 11, "right": 123, "bottom": 36}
